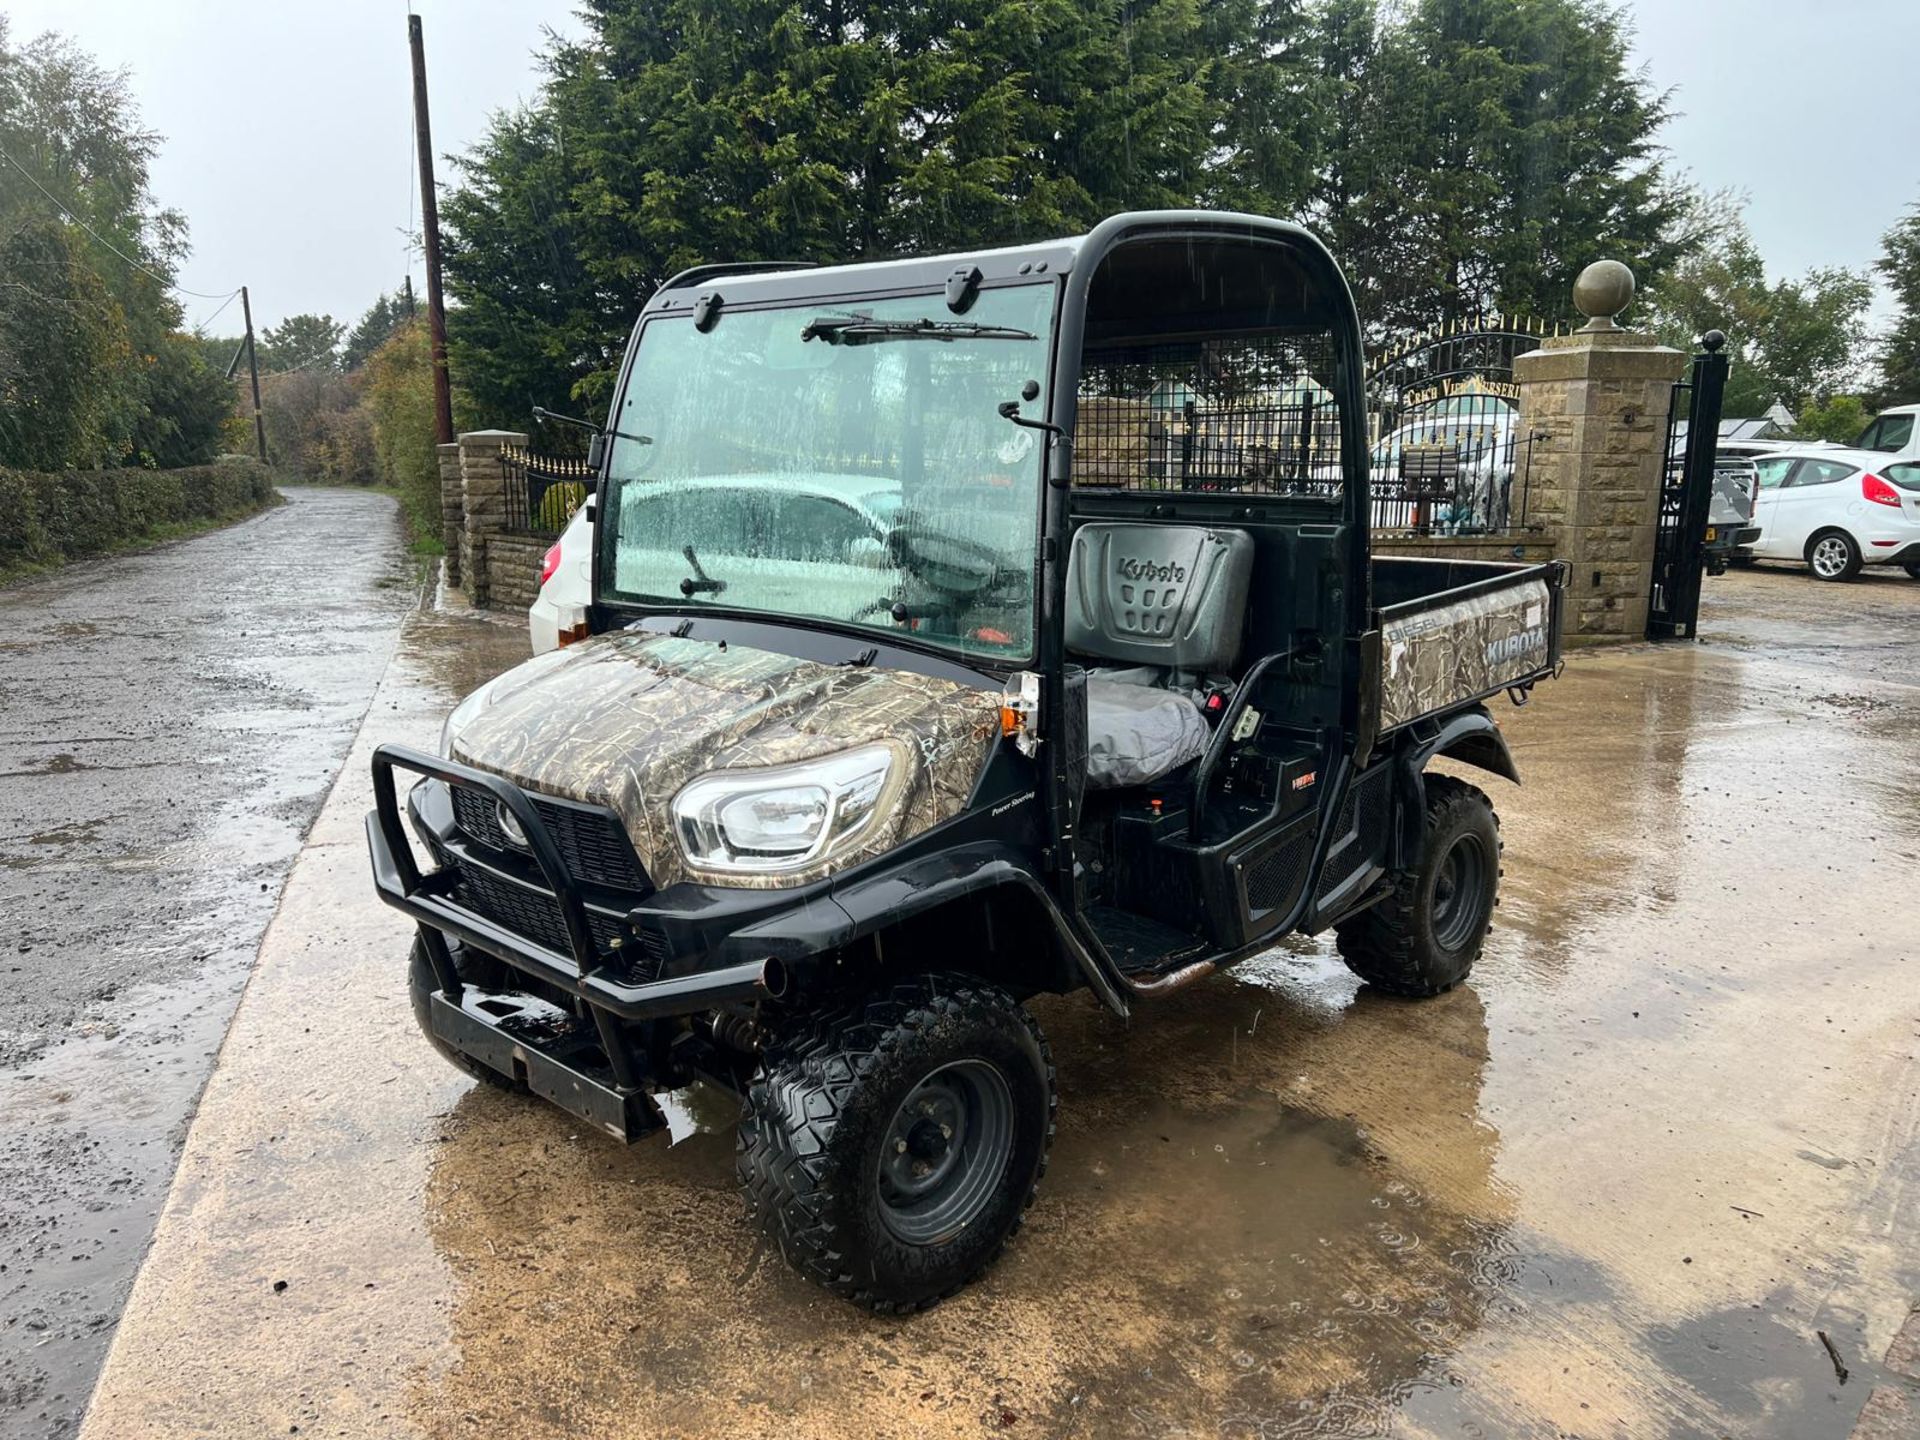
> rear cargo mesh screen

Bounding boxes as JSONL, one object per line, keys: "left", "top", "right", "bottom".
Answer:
{"left": 1075, "top": 333, "right": 1345, "bottom": 497}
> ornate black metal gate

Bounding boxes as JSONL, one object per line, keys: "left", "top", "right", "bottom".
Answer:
{"left": 1647, "top": 333, "right": 1730, "bottom": 640}
{"left": 500, "top": 444, "right": 593, "bottom": 537}
{"left": 1364, "top": 315, "right": 1560, "bottom": 534}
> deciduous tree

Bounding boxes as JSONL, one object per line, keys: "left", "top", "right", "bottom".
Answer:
{"left": 1645, "top": 193, "right": 1873, "bottom": 416}
{"left": 1874, "top": 198, "right": 1920, "bottom": 407}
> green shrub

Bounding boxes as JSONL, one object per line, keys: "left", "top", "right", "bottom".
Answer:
{"left": 363, "top": 319, "right": 442, "bottom": 550}
{"left": 535, "top": 481, "right": 588, "bottom": 532}
{"left": 0, "top": 458, "right": 276, "bottom": 574}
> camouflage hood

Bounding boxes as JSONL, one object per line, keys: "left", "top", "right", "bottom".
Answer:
{"left": 447, "top": 631, "right": 999, "bottom": 890}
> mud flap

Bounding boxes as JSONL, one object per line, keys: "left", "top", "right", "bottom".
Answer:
{"left": 428, "top": 989, "right": 664, "bottom": 1144}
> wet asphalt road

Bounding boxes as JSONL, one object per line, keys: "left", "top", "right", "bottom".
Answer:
{"left": 0, "top": 489, "right": 416, "bottom": 1439}
{"left": 70, "top": 559, "right": 1920, "bottom": 1439}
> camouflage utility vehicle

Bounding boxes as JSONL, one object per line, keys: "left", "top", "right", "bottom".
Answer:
{"left": 368, "top": 211, "right": 1565, "bottom": 1311}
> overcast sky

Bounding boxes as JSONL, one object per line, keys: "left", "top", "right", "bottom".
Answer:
{"left": 4, "top": 0, "right": 1915, "bottom": 335}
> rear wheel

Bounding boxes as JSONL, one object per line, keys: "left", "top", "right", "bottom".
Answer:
{"left": 1335, "top": 776, "right": 1500, "bottom": 997}
{"left": 406, "top": 937, "right": 522, "bottom": 1091}
{"left": 1903, "top": 562, "right": 1920, "bottom": 580}
{"left": 738, "top": 975, "right": 1055, "bottom": 1312}
{"left": 1807, "top": 530, "right": 1862, "bottom": 582}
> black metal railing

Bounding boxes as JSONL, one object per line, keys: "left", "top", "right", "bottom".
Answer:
{"left": 500, "top": 445, "right": 593, "bottom": 536}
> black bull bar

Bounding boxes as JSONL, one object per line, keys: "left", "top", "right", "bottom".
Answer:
{"left": 366, "top": 745, "right": 784, "bottom": 1135}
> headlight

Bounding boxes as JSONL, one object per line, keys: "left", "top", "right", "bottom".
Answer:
{"left": 672, "top": 744, "right": 900, "bottom": 873}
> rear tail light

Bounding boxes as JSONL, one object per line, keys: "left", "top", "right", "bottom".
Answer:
{"left": 1863, "top": 473, "right": 1902, "bottom": 508}
{"left": 540, "top": 541, "right": 563, "bottom": 584}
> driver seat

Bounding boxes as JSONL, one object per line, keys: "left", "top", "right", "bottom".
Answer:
{"left": 1066, "top": 522, "right": 1254, "bottom": 789}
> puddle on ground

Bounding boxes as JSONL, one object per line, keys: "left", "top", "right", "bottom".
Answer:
{"left": 407, "top": 976, "right": 1529, "bottom": 1438}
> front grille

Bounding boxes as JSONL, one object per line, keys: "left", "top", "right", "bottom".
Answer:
{"left": 450, "top": 785, "right": 648, "bottom": 891}
{"left": 444, "top": 855, "right": 669, "bottom": 986}
{"left": 602, "top": 927, "right": 670, "bottom": 988}
{"left": 452, "top": 860, "right": 627, "bottom": 961}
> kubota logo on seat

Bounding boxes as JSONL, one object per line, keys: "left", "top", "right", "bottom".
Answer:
{"left": 1117, "top": 557, "right": 1186, "bottom": 583}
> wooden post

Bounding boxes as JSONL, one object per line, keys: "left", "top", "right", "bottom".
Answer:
{"left": 409, "top": 14, "right": 455, "bottom": 447}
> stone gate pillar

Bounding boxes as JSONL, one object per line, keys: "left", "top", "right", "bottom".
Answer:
{"left": 457, "top": 429, "right": 527, "bottom": 609}
{"left": 437, "top": 442, "right": 463, "bottom": 585}
{"left": 1514, "top": 263, "right": 1686, "bottom": 644}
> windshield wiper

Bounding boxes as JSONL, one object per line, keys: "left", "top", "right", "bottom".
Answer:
{"left": 800, "top": 316, "right": 1036, "bottom": 346}
{"left": 679, "top": 545, "right": 726, "bottom": 598}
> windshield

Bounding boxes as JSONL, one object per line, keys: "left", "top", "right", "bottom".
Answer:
{"left": 599, "top": 285, "right": 1056, "bottom": 662}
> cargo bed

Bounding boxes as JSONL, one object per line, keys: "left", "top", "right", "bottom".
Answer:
{"left": 1372, "top": 556, "right": 1567, "bottom": 732}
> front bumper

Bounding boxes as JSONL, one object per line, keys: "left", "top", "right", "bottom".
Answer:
{"left": 367, "top": 745, "right": 780, "bottom": 1019}
{"left": 426, "top": 984, "right": 663, "bottom": 1140}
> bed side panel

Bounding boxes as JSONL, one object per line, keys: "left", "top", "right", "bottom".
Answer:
{"left": 1379, "top": 577, "right": 1553, "bottom": 730}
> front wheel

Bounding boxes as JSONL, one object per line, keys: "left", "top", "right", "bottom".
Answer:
{"left": 738, "top": 975, "right": 1056, "bottom": 1313}
{"left": 1335, "top": 775, "right": 1500, "bottom": 997}
{"left": 1807, "top": 530, "right": 1862, "bottom": 582}
{"left": 406, "top": 937, "right": 522, "bottom": 1091}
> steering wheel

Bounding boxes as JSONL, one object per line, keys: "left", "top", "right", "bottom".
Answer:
{"left": 884, "top": 509, "right": 1006, "bottom": 596}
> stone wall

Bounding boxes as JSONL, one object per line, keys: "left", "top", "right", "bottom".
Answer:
{"left": 1371, "top": 533, "right": 1558, "bottom": 567}
{"left": 486, "top": 534, "right": 550, "bottom": 610}
{"left": 452, "top": 430, "right": 559, "bottom": 612}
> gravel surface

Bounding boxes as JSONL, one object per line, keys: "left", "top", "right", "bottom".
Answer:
{"left": 0, "top": 488, "right": 416, "bottom": 1439}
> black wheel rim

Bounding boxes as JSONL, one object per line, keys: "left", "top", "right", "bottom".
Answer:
{"left": 1431, "top": 832, "right": 1490, "bottom": 953}
{"left": 876, "top": 1059, "right": 1015, "bottom": 1245}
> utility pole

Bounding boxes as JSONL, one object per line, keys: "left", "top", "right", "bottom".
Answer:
{"left": 240, "top": 286, "right": 267, "bottom": 463}
{"left": 408, "top": 13, "right": 455, "bottom": 446}
{"left": 402, "top": 272, "right": 416, "bottom": 319}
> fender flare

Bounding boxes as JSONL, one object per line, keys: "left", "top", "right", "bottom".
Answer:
{"left": 1387, "top": 706, "right": 1518, "bottom": 870}
{"left": 823, "top": 842, "right": 1130, "bottom": 1016}
{"left": 1403, "top": 705, "right": 1520, "bottom": 784}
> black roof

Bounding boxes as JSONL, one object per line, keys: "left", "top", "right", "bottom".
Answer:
{"left": 643, "top": 210, "right": 1337, "bottom": 315}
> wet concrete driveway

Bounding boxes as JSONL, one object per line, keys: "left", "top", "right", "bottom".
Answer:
{"left": 0, "top": 489, "right": 419, "bottom": 1438}
{"left": 74, "top": 565, "right": 1920, "bottom": 1438}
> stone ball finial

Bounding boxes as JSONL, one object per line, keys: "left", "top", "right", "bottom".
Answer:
{"left": 1701, "top": 329, "right": 1727, "bottom": 354}
{"left": 1573, "top": 259, "right": 1636, "bottom": 332}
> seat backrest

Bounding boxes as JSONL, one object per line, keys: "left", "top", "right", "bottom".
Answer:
{"left": 1065, "top": 522, "right": 1254, "bottom": 671}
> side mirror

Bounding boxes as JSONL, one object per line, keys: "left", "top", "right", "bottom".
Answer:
{"left": 587, "top": 432, "right": 605, "bottom": 471}
{"left": 847, "top": 536, "right": 891, "bottom": 569}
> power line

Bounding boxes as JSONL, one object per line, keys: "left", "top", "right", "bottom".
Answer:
{"left": 194, "top": 287, "right": 242, "bottom": 334}
{"left": 0, "top": 139, "right": 239, "bottom": 302}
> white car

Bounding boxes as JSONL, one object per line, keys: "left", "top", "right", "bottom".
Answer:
{"left": 533, "top": 474, "right": 911, "bottom": 653}
{"left": 1368, "top": 409, "right": 1517, "bottom": 531}
{"left": 1851, "top": 403, "right": 1920, "bottom": 462}
{"left": 1745, "top": 448, "right": 1920, "bottom": 581}
{"left": 528, "top": 506, "right": 593, "bottom": 653}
